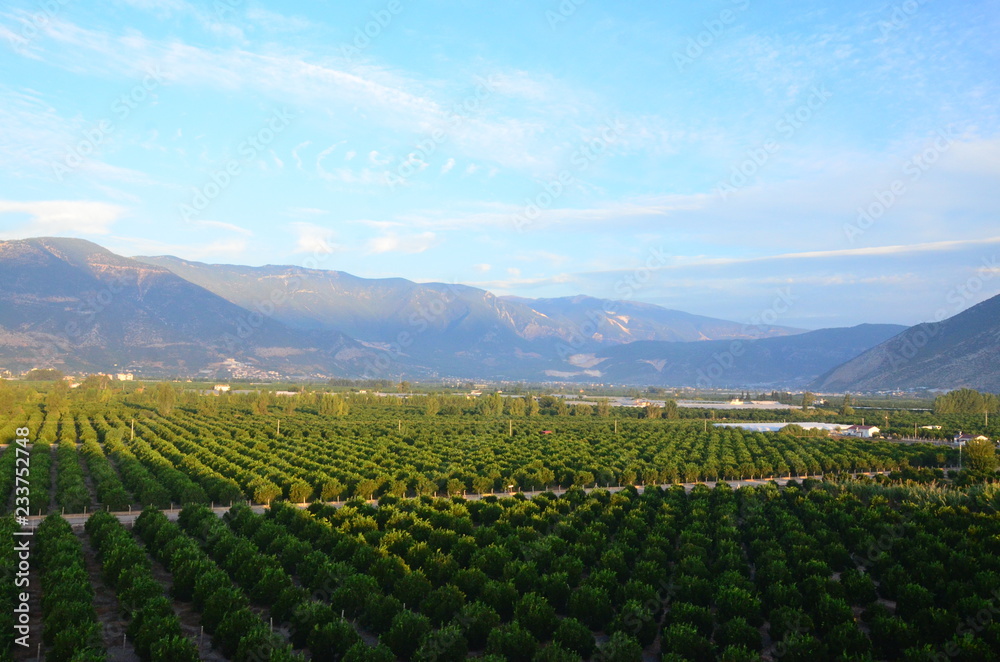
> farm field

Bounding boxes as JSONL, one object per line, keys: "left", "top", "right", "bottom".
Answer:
{"left": 5, "top": 479, "right": 1000, "bottom": 661}
{"left": 1, "top": 390, "right": 957, "bottom": 516}
{"left": 3, "top": 388, "right": 999, "bottom": 661}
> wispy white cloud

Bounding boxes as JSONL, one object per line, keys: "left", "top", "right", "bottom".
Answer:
{"left": 588, "top": 236, "right": 1000, "bottom": 276}
{"left": 0, "top": 200, "right": 125, "bottom": 238}
{"left": 0, "top": 12, "right": 696, "bottom": 184}
{"left": 467, "top": 272, "right": 575, "bottom": 292}
{"left": 368, "top": 150, "right": 392, "bottom": 166}
{"left": 313, "top": 142, "right": 388, "bottom": 185}
{"left": 291, "top": 141, "right": 310, "bottom": 171}
{"left": 316, "top": 142, "right": 343, "bottom": 168}
{"left": 366, "top": 231, "right": 436, "bottom": 255}
{"left": 290, "top": 222, "right": 340, "bottom": 255}
{"left": 114, "top": 236, "right": 248, "bottom": 260}
{"left": 194, "top": 220, "right": 253, "bottom": 236}
{"left": 244, "top": 7, "right": 314, "bottom": 32}
{"left": 387, "top": 194, "right": 709, "bottom": 233}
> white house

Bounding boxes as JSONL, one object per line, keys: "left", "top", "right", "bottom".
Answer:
{"left": 844, "top": 425, "right": 880, "bottom": 438}
{"left": 954, "top": 432, "right": 989, "bottom": 445}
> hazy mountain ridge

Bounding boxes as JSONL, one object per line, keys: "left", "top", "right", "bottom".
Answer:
{"left": 135, "top": 256, "right": 804, "bottom": 351}
{"left": 0, "top": 237, "right": 935, "bottom": 386}
{"left": 503, "top": 295, "right": 803, "bottom": 343}
{"left": 551, "top": 324, "right": 908, "bottom": 387}
{"left": 813, "top": 293, "right": 1000, "bottom": 392}
{"left": 0, "top": 238, "right": 380, "bottom": 376}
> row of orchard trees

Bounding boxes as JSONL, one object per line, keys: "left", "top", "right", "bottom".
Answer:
{"left": 16, "top": 479, "right": 1000, "bottom": 661}
{"left": 180, "top": 406, "right": 951, "bottom": 503}
{"left": 35, "top": 515, "right": 103, "bottom": 661}
{"left": 0, "top": 394, "right": 963, "bottom": 515}
{"left": 242, "top": 480, "right": 1000, "bottom": 659}
{"left": 5, "top": 378, "right": 997, "bottom": 439}
{"left": 133, "top": 508, "right": 301, "bottom": 661}
{"left": 49, "top": 402, "right": 950, "bottom": 509}
{"left": 85, "top": 511, "right": 199, "bottom": 661}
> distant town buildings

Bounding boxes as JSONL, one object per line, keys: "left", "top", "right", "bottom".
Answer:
{"left": 115, "top": 373, "right": 134, "bottom": 381}
{"left": 218, "top": 358, "right": 281, "bottom": 381}
{"left": 844, "top": 425, "right": 880, "bottom": 438}
{"left": 954, "top": 432, "right": 989, "bottom": 444}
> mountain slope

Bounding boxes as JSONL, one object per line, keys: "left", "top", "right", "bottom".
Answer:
{"left": 134, "top": 256, "right": 802, "bottom": 349}
{"left": 812, "top": 293, "right": 1000, "bottom": 392}
{"left": 0, "top": 238, "right": 919, "bottom": 385}
{"left": 0, "top": 238, "right": 379, "bottom": 376}
{"left": 565, "top": 324, "right": 908, "bottom": 387}
{"left": 134, "top": 255, "right": 813, "bottom": 380}
{"left": 504, "top": 295, "right": 803, "bottom": 343}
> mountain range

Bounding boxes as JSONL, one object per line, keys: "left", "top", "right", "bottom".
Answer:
{"left": 0, "top": 237, "right": 995, "bottom": 391}
{"left": 0, "top": 238, "right": 372, "bottom": 378}
{"left": 811, "top": 293, "right": 1000, "bottom": 392}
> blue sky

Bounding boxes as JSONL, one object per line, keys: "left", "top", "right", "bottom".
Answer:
{"left": 1, "top": 0, "right": 998, "bottom": 329}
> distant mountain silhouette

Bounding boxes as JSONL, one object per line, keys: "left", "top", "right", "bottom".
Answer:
{"left": 0, "top": 238, "right": 378, "bottom": 377}
{"left": 813, "top": 293, "right": 1000, "bottom": 392}
{"left": 134, "top": 255, "right": 804, "bottom": 378}
{"left": 562, "top": 324, "right": 907, "bottom": 387}
{"left": 0, "top": 237, "right": 915, "bottom": 386}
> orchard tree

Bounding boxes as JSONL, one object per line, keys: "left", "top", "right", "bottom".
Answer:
{"left": 321, "top": 478, "right": 346, "bottom": 501}
{"left": 839, "top": 394, "right": 854, "bottom": 416}
{"left": 424, "top": 396, "right": 441, "bottom": 417}
{"left": 289, "top": 480, "right": 313, "bottom": 503}
{"left": 414, "top": 624, "right": 467, "bottom": 662}
{"left": 514, "top": 593, "right": 558, "bottom": 640}
{"left": 934, "top": 388, "right": 1000, "bottom": 414}
{"left": 553, "top": 618, "right": 595, "bottom": 658}
{"left": 526, "top": 397, "right": 540, "bottom": 417}
{"left": 486, "top": 622, "right": 537, "bottom": 662}
{"left": 453, "top": 602, "right": 500, "bottom": 650}
{"left": 506, "top": 396, "right": 526, "bottom": 417}
{"left": 385, "top": 610, "right": 432, "bottom": 660}
{"left": 964, "top": 437, "right": 999, "bottom": 474}
{"left": 599, "top": 631, "right": 643, "bottom": 662}
{"left": 155, "top": 382, "right": 176, "bottom": 415}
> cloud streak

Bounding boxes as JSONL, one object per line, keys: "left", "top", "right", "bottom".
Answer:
{"left": 0, "top": 200, "right": 125, "bottom": 238}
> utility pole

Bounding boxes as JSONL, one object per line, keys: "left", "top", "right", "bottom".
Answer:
{"left": 276, "top": 420, "right": 280, "bottom": 436}
{"left": 509, "top": 420, "right": 513, "bottom": 437}
{"left": 130, "top": 419, "right": 134, "bottom": 441}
